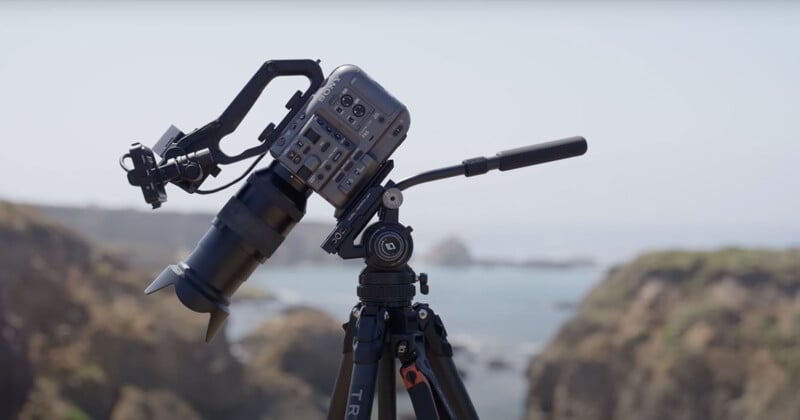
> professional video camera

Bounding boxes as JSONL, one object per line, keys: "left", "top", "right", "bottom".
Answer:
{"left": 122, "top": 60, "right": 409, "bottom": 339}
{"left": 120, "top": 59, "right": 586, "bottom": 419}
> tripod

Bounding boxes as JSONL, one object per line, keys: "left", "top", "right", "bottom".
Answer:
{"left": 325, "top": 194, "right": 478, "bottom": 420}
{"left": 318, "top": 137, "right": 588, "bottom": 419}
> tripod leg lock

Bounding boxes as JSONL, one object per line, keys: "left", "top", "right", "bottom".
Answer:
{"left": 414, "top": 304, "right": 454, "bottom": 357}
{"left": 400, "top": 361, "right": 441, "bottom": 420}
{"left": 401, "top": 362, "right": 431, "bottom": 389}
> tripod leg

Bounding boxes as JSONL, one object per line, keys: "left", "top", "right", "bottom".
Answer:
{"left": 427, "top": 356, "right": 476, "bottom": 419}
{"left": 343, "top": 305, "right": 388, "bottom": 420}
{"left": 417, "top": 304, "right": 480, "bottom": 420}
{"left": 377, "top": 346, "right": 397, "bottom": 420}
{"left": 327, "top": 306, "right": 358, "bottom": 420}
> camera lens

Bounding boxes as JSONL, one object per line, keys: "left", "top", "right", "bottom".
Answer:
{"left": 145, "top": 161, "right": 310, "bottom": 341}
{"left": 353, "top": 104, "right": 366, "bottom": 117}
{"left": 340, "top": 94, "right": 354, "bottom": 107}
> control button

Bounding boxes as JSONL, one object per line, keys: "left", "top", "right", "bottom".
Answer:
{"left": 340, "top": 94, "right": 354, "bottom": 107}
{"left": 353, "top": 150, "right": 363, "bottom": 160}
{"left": 335, "top": 106, "right": 343, "bottom": 114}
{"left": 287, "top": 151, "right": 296, "bottom": 160}
{"left": 299, "top": 113, "right": 306, "bottom": 120}
{"left": 393, "top": 125, "right": 404, "bottom": 136}
{"left": 334, "top": 133, "right": 342, "bottom": 140}
{"left": 326, "top": 125, "right": 332, "bottom": 133}
{"left": 303, "top": 146, "right": 311, "bottom": 154}
{"left": 290, "top": 123, "right": 297, "bottom": 130}
{"left": 292, "top": 155, "right": 302, "bottom": 164}
{"left": 353, "top": 104, "right": 366, "bottom": 117}
{"left": 334, "top": 172, "right": 345, "bottom": 183}
{"left": 296, "top": 140, "right": 304, "bottom": 148}
{"left": 321, "top": 142, "right": 331, "bottom": 152}
{"left": 347, "top": 116, "right": 356, "bottom": 124}
{"left": 339, "top": 177, "right": 355, "bottom": 193}
{"left": 304, "top": 156, "right": 322, "bottom": 171}
{"left": 324, "top": 164, "right": 332, "bottom": 171}
{"left": 332, "top": 151, "right": 342, "bottom": 162}
{"left": 354, "top": 165, "right": 364, "bottom": 176}
{"left": 297, "top": 166, "right": 312, "bottom": 181}
{"left": 342, "top": 140, "right": 352, "bottom": 149}
{"left": 317, "top": 117, "right": 325, "bottom": 125}
{"left": 343, "top": 161, "right": 354, "bottom": 172}
{"left": 303, "top": 128, "right": 321, "bottom": 144}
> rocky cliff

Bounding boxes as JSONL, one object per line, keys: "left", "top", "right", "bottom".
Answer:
{"left": 526, "top": 249, "right": 800, "bottom": 420}
{"left": 0, "top": 201, "right": 343, "bottom": 419}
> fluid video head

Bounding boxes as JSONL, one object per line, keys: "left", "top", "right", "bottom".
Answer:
{"left": 120, "top": 59, "right": 410, "bottom": 340}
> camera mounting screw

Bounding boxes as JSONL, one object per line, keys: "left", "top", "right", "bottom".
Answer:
{"left": 418, "top": 308, "right": 428, "bottom": 320}
{"left": 382, "top": 188, "right": 403, "bottom": 209}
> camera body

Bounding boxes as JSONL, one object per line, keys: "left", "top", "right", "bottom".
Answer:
{"left": 269, "top": 65, "right": 410, "bottom": 208}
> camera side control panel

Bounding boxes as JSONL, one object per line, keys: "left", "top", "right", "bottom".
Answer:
{"left": 270, "top": 65, "right": 410, "bottom": 209}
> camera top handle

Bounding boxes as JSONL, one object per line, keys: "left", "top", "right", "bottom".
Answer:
{"left": 172, "top": 59, "right": 325, "bottom": 165}
{"left": 216, "top": 59, "right": 324, "bottom": 162}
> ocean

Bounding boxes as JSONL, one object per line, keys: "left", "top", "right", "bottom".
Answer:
{"left": 227, "top": 264, "right": 606, "bottom": 419}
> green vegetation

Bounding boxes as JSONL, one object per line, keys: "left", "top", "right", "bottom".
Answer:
{"left": 661, "top": 303, "right": 734, "bottom": 346}
{"left": 638, "top": 248, "right": 800, "bottom": 288}
{"left": 234, "top": 285, "right": 275, "bottom": 301}
{"left": 70, "top": 363, "right": 107, "bottom": 385}
{"left": 583, "top": 249, "right": 800, "bottom": 313}
{"left": 763, "top": 313, "right": 800, "bottom": 373}
{"left": 64, "top": 406, "right": 92, "bottom": 420}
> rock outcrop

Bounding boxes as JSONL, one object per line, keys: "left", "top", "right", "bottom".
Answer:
{"left": 421, "top": 236, "right": 473, "bottom": 266}
{"left": 0, "top": 200, "right": 340, "bottom": 419}
{"left": 526, "top": 249, "right": 800, "bottom": 420}
{"left": 237, "top": 306, "right": 344, "bottom": 417}
{"left": 421, "top": 236, "right": 595, "bottom": 269}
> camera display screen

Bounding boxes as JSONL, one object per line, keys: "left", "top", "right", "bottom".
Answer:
{"left": 270, "top": 65, "right": 410, "bottom": 209}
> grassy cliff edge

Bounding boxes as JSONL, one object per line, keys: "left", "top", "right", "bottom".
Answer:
{"left": 526, "top": 248, "right": 800, "bottom": 420}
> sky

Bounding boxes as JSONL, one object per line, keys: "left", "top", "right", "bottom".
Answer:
{"left": 0, "top": 1, "right": 798, "bottom": 262}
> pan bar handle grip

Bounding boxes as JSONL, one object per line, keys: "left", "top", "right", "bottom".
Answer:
{"left": 495, "top": 136, "right": 588, "bottom": 171}
{"left": 395, "top": 136, "right": 589, "bottom": 191}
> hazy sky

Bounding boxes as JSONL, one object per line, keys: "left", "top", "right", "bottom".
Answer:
{"left": 1, "top": 1, "right": 798, "bottom": 261}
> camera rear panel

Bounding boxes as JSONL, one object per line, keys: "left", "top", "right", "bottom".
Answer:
{"left": 270, "top": 65, "right": 409, "bottom": 208}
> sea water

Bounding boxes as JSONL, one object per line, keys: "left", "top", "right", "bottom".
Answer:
{"left": 227, "top": 264, "right": 606, "bottom": 419}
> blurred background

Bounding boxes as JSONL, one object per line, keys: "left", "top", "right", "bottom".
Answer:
{"left": 1, "top": 1, "right": 798, "bottom": 419}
